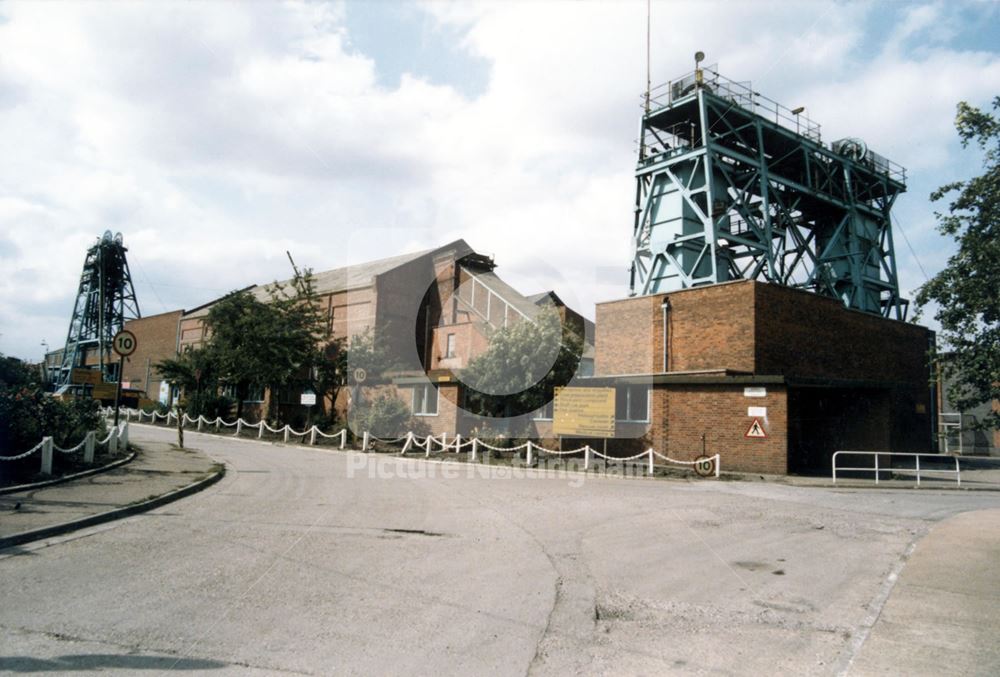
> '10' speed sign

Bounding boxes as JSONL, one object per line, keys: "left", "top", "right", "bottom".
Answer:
{"left": 113, "top": 330, "right": 138, "bottom": 357}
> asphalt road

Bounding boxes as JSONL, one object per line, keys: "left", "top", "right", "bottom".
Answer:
{"left": 2, "top": 425, "right": 999, "bottom": 676}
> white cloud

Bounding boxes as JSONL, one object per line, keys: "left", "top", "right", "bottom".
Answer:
{"left": 0, "top": 0, "right": 997, "bottom": 359}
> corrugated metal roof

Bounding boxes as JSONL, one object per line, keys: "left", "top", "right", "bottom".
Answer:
{"left": 251, "top": 247, "right": 435, "bottom": 301}
{"left": 183, "top": 242, "right": 471, "bottom": 318}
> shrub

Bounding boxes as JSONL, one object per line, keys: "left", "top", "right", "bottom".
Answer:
{"left": 348, "top": 393, "right": 412, "bottom": 437}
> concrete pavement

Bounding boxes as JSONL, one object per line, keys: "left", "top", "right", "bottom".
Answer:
{"left": 0, "top": 438, "right": 221, "bottom": 548}
{"left": 1, "top": 423, "right": 999, "bottom": 675}
{"left": 849, "top": 509, "right": 1000, "bottom": 676}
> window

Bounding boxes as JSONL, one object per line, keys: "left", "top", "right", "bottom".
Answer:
{"left": 445, "top": 333, "right": 457, "bottom": 358}
{"left": 532, "top": 399, "right": 554, "bottom": 420}
{"left": 412, "top": 384, "right": 439, "bottom": 416}
{"left": 244, "top": 385, "right": 265, "bottom": 403}
{"left": 616, "top": 385, "right": 649, "bottom": 422}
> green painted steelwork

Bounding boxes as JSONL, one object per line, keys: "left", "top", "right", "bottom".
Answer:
{"left": 55, "top": 232, "right": 141, "bottom": 389}
{"left": 630, "top": 66, "right": 908, "bottom": 319}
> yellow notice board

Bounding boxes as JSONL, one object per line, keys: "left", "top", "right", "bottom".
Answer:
{"left": 553, "top": 387, "right": 615, "bottom": 437}
{"left": 92, "top": 384, "right": 118, "bottom": 400}
{"left": 71, "top": 368, "right": 102, "bottom": 385}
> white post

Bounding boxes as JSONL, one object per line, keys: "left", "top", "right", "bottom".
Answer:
{"left": 875, "top": 453, "right": 879, "bottom": 485}
{"left": 916, "top": 454, "right": 921, "bottom": 487}
{"left": 109, "top": 430, "right": 118, "bottom": 455}
{"left": 283, "top": 426, "right": 290, "bottom": 443}
{"left": 362, "top": 431, "right": 370, "bottom": 452}
{"left": 236, "top": 419, "right": 243, "bottom": 436}
{"left": 41, "top": 437, "right": 53, "bottom": 475}
{"left": 715, "top": 454, "right": 720, "bottom": 478}
{"left": 340, "top": 429, "right": 347, "bottom": 450}
{"left": 526, "top": 440, "right": 533, "bottom": 466}
{"left": 309, "top": 426, "right": 317, "bottom": 446}
{"left": 216, "top": 417, "right": 221, "bottom": 432}
{"left": 471, "top": 438, "right": 478, "bottom": 462}
{"left": 258, "top": 422, "right": 265, "bottom": 439}
{"left": 425, "top": 435, "right": 432, "bottom": 458}
{"left": 441, "top": 432, "right": 447, "bottom": 449}
{"left": 84, "top": 431, "right": 95, "bottom": 464}
{"left": 197, "top": 416, "right": 203, "bottom": 432}
{"left": 648, "top": 449, "right": 654, "bottom": 475}
{"left": 122, "top": 421, "right": 129, "bottom": 450}
{"left": 956, "top": 455, "right": 961, "bottom": 487}
{"left": 584, "top": 445, "right": 591, "bottom": 471}
{"left": 455, "top": 434, "right": 461, "bottom": 453}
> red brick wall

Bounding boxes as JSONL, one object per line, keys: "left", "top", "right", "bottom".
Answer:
{"left": 595, "top": 295, "right": 660, "bottom": 375}
{"left": 667, "top": 282, "right": 755, "bottom": 373}
{"left": 753, "top": 282, "right": 932, "bottom": 384}
{"left": 123, "top": 311, "right": 182, "bottom": 399}
{"left": 654, "top": 384, "right": 788, "bottom": 475}
{"left": 595, "top": 280, "right": 756, "bottom": 376}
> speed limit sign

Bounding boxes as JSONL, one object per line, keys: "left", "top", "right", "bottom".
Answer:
{"left": 113, "top": 330, "right": 138, "bottom": 357}
{"left": 694, "top": 454, "right": 716, "bottom": 477}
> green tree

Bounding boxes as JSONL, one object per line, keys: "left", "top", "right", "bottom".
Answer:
{"left": 1, "top": 354, "right": 104, "bottom": 482}
{"left": 156, "top": 346, "right": 231, "bottom": 419}
{"left": 202, "top": 270, "right": 335, "bottom": 422}
{"left": 0, "top": 354, "right": 39, "bottom": 389}
{"left": 461, "top": 309, "right": 583, "bottom": 420}
{"left": 916, "top": 97, "right": 1000, "bottom": 431}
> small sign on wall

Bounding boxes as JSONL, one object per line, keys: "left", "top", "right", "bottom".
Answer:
{"left": 748, "top": 406, "right": 767, "bottom": 417}
{"left": 745, "top": 418, "right": 768, "bottom": 438}
{"left": 744, "top": 387, "right": 767, "bottom": 398}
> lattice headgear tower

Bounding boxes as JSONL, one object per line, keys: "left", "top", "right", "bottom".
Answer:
{"left": 630, "top": 59, "right": 908, "bottom": 319}
{"left": 56, "top": 231, "right": 141, "bottom": 387}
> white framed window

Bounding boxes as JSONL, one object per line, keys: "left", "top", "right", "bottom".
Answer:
{"left": 245, "top": 385, "right": 265, "bottom": 403}
{"left": 532, "top": 399, "right": 554, "bottom": 420}
{"left": 445, "top": 333, "right": 457, "bottom": 358}
{"left": 412, "top": 384, "right": 439, "bottom": 416}
{"left": 616, "top": 385, "right": 649, "bottom": 422}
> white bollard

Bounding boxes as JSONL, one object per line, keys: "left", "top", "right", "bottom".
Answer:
{"left": 236, "top": 420, "right": 243, "bottom": 436}
{"left": 309, "top": 426, "right": 317, "bottom": 446}
{"left": 471, "top": 438, "right": 478, "bottom": 462}
{"left": 339, "top": 429, "right": 347, "bottom": 450}
{"left": 196, "top": 416, "right": 203, "bottom": 432}
{"left": 441, "top": 432, "right": 447, "bottom": 449}
{"left": 648, "top": 449, "right": 654, "bottom": 476}
{"left": 362, "top": 431, "right": 370, "bottom": 452}
{"left": 526, "top": 440, "right": 533, "bottom": 466}
{"left": 455, "top": 434, "right": 461, "bottom": 454}
{"left": 41, "top": 437, "right": 53, "bottom": 475}
{"left": 283, "top": 426, "right": 290, "bottom": 443}
{"left": 425, "top": 435, "right": 432, "bottom": 458}
{"left": 215, "top": 417, "right": 221, "bottom": 432}
{"left": 584, "top": 445, "right": 591, "bottom": 471}
{"left": 84, "top": 431, "right": 95, "bottom": 464}
{"left": 258, "top": 422, "right": 264, "bottom": 439}
{"left": 122, "top": 422, "right": 129, "bottom": 451}
{"left": 109, "top": 430, "right": 118, "bottom": 455}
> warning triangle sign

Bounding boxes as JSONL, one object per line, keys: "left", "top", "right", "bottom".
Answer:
{"left": 745, "top": 417, "right": 767, "bottom": 439}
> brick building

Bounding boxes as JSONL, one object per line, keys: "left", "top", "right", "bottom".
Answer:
{"left": 120, "top": 310, "right": 184, "bottom": 405}
{"left": 165, "top": 239, "right": 592, "bottom": 426}
{"left": 591, "top": 279, "right": 935, "bottom": 474}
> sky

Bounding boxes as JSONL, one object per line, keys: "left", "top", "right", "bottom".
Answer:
{"left": 1, "top": 0, "right": 999, "bottom": 361}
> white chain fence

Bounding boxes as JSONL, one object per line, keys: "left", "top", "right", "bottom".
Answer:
{"left": 0, "top": 421, "right": 129, "bottom": 475}
{"left": 106, "top": 407, "right": 347, "bottom": 450}
{"left": 112, "top": 407, "right": 721, "bottom": 479}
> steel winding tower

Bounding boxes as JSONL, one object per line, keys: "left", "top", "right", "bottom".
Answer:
{"left": 55, "top": 231, "right": 141, "bottom": 387}
{"left": 629, "top": 62, "right": 908, "bottom": 319}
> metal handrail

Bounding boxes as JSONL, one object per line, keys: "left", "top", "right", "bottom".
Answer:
{"left": 832, "top": 450, "right": 961, "bottom": 487}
